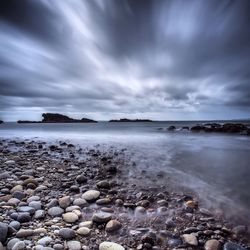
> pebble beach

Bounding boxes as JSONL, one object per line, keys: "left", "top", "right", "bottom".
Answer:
{"left": 0, "top": 139, "right": 249, "bottom": 250}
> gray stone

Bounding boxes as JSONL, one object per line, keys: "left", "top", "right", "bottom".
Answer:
{"left": 9, "top": 221, "right": 21, "bottom": 230}
{"left": 0, "top": 172, "right": 11, "bottom": 180}
{"left": 73, "top": 198, "right": 88, "bottom": 208}
{"left": 53, "top": 244, "right": 64, "bottom": 250}
{"left": 17, "top": 206, "right": 35, "bottom": 215}
{"left": 46, "top": 199, "right": 58, "bottom": 208}
{"left": 29, "top": 201, "right": 42, "bottom": 210}
{"left": 59, "top": 228, "right": 76, "bottom": 240}
{"left": 12, "top": 241, "right": 26, "bottom": 250}
{"left": 82, "top": 190, "right": 100, "bottom": 202}
{"left": 0, "top": 222, "right": 8, "bottom": 243}
{"left": 96, "top": 180, "right": 110, "bottom": 189}
{"left": 34, "top": 210, "right": 45, "bottom": 219}
{"left": 48, "top": 207, "right": 64, "bottom": 217}
{"left": 17, "top": 212, "right": 31, "bottom": 223}
{"left": 7, "top": 238, "right": 20, "bottom": 249}
{"left": 92, "top": 212, "right": 112, "bottom": 223}
{"left": 223, "top": 242, "right": 246, "bottom": 250}
{"left": 37, "top": 236, "right": 53, "bottom": 246}
{"left": 67, "top": 240, "right": 81, "bottom": 250}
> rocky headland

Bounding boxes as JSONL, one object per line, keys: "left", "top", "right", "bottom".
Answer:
{"left": 17, "top": 113, "right": 97, "bottom": 124}
{"left": 0, "top": 139, "right": 249, "bottom": 250}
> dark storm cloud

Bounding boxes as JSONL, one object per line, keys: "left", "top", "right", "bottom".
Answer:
{"left": 0, "top": 0, "right": 250, "bottom": 121}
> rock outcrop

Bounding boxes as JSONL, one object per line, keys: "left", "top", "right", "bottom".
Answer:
{"left": 0, "top": 120, "right": 3, "bottom": 124}
{"left": 42, "top": 113, "right": 97, "bottom": 123}
{"left": 17, "top": 113, "right": 97, "bottom": 123}
{"left": 191, "top": 123, "right": 249, "bottom": 135}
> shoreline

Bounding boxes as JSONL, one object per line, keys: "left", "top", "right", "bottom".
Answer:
{"left": 0, "top": 139, "right": 249, "bottom": 250}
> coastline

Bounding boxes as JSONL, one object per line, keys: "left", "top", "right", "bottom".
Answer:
{"left": 0, "top": 139, "right": 249, "bottom": 250}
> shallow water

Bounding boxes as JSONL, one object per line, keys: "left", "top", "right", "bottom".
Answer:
{"left": 1, "top": 121, "right": 250, "bottom": 221}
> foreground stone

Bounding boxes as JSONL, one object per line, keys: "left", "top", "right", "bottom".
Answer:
{"left": 205, "top": 239, "right": 220, "bottom": 250}
{"left": 105, "top": 220, "right": 122, "bottom": 232}
{"left": 0, "top": 222, "right": 8, "bottom": 243}
{"left": 82, "top": 190, "right": 100, "bottom": 202}
{"left": 182, "top": 234, "right": 198, "bottom": 246}
{"left": 99, "top": 242, "right": 125, "bottom": 250}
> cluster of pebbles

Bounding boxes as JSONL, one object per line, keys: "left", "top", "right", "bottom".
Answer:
{"left": 0, "top": 139, "right": 249, "bottom": 250}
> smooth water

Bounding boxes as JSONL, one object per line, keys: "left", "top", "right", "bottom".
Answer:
{"left": 1, "top": 122, "right": 250, "bottom": 220}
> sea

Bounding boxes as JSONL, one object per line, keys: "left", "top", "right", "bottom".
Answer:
{"left": 1, "top": 121, "right": 250, "bottom": 222}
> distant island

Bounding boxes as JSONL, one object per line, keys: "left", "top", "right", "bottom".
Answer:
{"left": 109, "top": 118, "right": 153, "bottom": 122}
{"left": 17, "top": 113, "right": 97, "bottom": 123}
{"left": 0, "top": 120, "right": 3, "bottom": 124}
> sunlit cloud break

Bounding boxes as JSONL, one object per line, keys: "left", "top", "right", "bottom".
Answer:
{"left": 0, "top": 0, "right": 250, "bottom": 121}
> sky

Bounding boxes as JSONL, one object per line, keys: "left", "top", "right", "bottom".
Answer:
{"left": 0, "top": 0, "right": 250, "bottom": 121}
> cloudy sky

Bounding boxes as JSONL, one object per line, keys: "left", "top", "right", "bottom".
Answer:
{"left": 0, "top": 0, "right": 250, "bottom": 121}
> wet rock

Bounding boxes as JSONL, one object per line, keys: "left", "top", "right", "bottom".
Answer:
{"left": 77, "top": 227, "right": 91, "bottom": 236}
{"left": 59, "top": 228, "right": 76, "bottom": 240}
{"left": 48, "top": 207, "right": 64, "bottom": 217}
{"left": 232, "top": 225, "right": 248, "bottom": 237}
{"left": 99, "top": 242, "right": 125, "bottom": 250}
{"left": 92, "top": 212, "right": 112, "bottom": 223}
{"left": 0, "top": 222, "right": 8, "bottom": 243}
{"left": 82, "top": 190, "right": 100, "bottom": 202}
{"left": 168, "top": 238, "right": 182, "bottom": 247}
{"left": 182, "top": 234, "right": 198, "bottom": 246}
{"left": 105, "top": 220, "right": 122, "bottom": 232}
{"left": 62, "top": 212, "right": 79, "bottom": 223}
{"left": 67, "top": 240, "right": 81, "bottom": 250}
{"left": 168, "top": 125, "right": 176, "bottom": 131}
{"left": 205, "top": 239, "right": 220, "bottom": 250}
{"left": 223, "top": 242, "right": 247, "bottom": 250}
